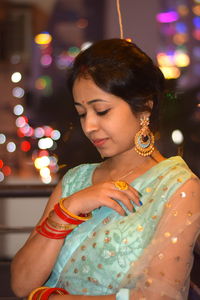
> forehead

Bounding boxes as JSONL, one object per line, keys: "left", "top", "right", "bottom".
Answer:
{"left": 72, "top": 77, "right": 118, "bottom": 104}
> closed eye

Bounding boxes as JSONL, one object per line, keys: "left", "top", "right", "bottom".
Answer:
{"left": 97, "top": 109, "right": 110, "bottom": 116}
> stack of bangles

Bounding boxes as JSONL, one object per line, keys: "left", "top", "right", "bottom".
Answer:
{"left": 36, "top": 197, "right": 92, "bottom": 239}
{"left": 28, "top": 286, "right": 69, "bottom": 300}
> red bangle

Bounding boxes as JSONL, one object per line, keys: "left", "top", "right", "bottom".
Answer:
{"left": 54, "top": 203, "right": 84, "bottom": 225}
{"left": 40, "top": 287, "right": 68, "bottom": 299}
{"left": 36, "top": 220, "right": 73, "bottom": 239}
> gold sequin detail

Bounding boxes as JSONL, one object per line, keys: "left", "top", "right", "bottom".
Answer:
{"left": 71, "top": 258, "right": 75, "bottom": 262}
{"left": 119, "top": 220, "right": 125, "bottom": 224}
{"left": 172, "top": 210, "right": 178, "bottom": 216}
{"left": 127, "top": 274, "right": 132, "bottom": 279}
{"left": 180, "top": 192, "right": 186, "bottom": 198}
{"left": 108, "top": 251, "right": 116, "bottom": 256}
{"left": 164, "top": 232, "right": 171, "bottom": 237}
{"left": 103, "top": 217, "right": 111, "bottom": 224}
{"left": 93, "top": 243, "right": 97, "bottom": 248}
{"left": 163, "top": 186, "right": 168, "bottom": 191}
{"left": 74, "top": 268, "right": 78, "bottom": 273}
{"left": 187, "top": 211, "right": 193, "bottom": 217}
{"left": 123, "top": 238, "right": 128, "bottom": 244}
{"left": 81, "top": 245, "right": 86, "bottom": 250}
{"left": 177, "top": 178, "right": 183, "bottom": 183}
{"left": 151, "top": 215, "right": 157, "bottom": 220}
{"left": 104, "top": 237, "right": 111, "bottom": 243}
{"left": 137, "top": 225, "right": 144, "bottom": 232}
{"left": 88, "top": 277, "right": 99, "bottom": 284}
{"left": 92, "top": 232, "right": 96, "bottom": 237}
{"left": 117, "top": 273, "right": 121, "bottom": 278}
{"left": 146, "top": 187, "right": 152, "bottom": 193}
{"left": 171, "top": 237, "right": 178, "bottom": 244}
{"left": 108, "top": 284, "right": 113, "bottom": 289}
{"left": 145, "top": 278, "right": 153, "bottom": 287}
{"left": 165, "top": 202, "right": 172, "bottom": 208}
{"left": 81, "top": 256, "right": 86, "bottom": 261}
{"left": 98, "top": 264, "right": 103, "bottom": 269}
{"left": 148, "top": 198, "right": 154, "bottom": 203}
{"left": 105, "top": 230, "right": 110, "bottom": 235}
{"left": 158, "top": 253, "right": 164, "bottom": 260}
{"left": 159, "top": 175, "right": 164, "bottom": 180}
{"left": 82, "top": 288, "right": 88, "bottom": 293}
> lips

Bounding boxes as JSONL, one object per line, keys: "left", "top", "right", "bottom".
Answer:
{"left": 92, "top": 138, "right": 108, "bottom": 147}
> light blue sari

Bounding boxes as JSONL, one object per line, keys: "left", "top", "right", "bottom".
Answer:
{"left": 45, "top": 156, "right": 200, "bottom": 299}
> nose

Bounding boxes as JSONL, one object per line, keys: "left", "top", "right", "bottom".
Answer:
{"left": 82, "top": 113, "right": 99, "bottom": 135}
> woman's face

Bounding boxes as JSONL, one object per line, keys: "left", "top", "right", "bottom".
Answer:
{"left": 72, "top": 77, "right": 142, "bottom": 158}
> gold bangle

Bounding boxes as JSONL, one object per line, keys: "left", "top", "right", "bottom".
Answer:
{"left": 28, "top": 286, "right": 48, "bottom": 300}
{"left": 59, "top": 198, "right": 92, "bottom": 221}
{"left": 47, "top": 211, "right": 77, "bottom": 230}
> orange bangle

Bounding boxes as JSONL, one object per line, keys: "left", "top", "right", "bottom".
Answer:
{"left": 28, "top": 286, "right": 48, "bottom": 300}
{"left": 59, "top": 198, "right": 92, "bottom": 221}
{"left": 47, "top": 210, "right": 77, "bottom": 230}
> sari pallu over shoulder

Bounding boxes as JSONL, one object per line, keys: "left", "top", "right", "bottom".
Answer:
{"left": 45, "top": 157, "right": 199, "bottom": 298}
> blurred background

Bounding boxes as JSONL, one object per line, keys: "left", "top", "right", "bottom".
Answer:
{"left": 0, "top": 0, "right": 200, "bottom": 298}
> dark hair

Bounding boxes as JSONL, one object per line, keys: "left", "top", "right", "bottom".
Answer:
{"left": 68, "top": 38, "right": 166, "bottom": 132}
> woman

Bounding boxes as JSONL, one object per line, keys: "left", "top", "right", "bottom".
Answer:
{"left": 11, "top": 39, "right": 200, "bottom": 300}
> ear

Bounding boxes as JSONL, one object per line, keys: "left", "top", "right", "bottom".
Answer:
{"left": 140, "top": 100, "right": 153, "bottom": 119}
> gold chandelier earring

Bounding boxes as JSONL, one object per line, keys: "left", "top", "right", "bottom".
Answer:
{"left": 134, "top": 116, "right": 155, "bottom": 156}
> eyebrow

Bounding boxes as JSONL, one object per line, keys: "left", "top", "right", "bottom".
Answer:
{"left": 74, "top": 99, "right": 109, "bottom": 106}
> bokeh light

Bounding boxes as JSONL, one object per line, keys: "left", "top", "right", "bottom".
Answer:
{"left": 12, "top": 87, "right": 25, "bottom": 98}
{"left": 7, "top": 142, "right": 16, "bottom": 152}
{"left": 13, "top": 104, "right": 24, "bottom": 116}
{"left": 171, "top": 129, "right": 184, "bottom": 144}
{"left": 11, "top": 72, "right": 22, "bottom": 83}
{"left": 0, "top": 134, "right": 6, "bottom": 144}
{"left": 35, "top": 32, "right": 52, "bottom": 45}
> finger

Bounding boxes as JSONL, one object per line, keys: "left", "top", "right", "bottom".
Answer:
{"left": 101, "top": 196, "right": 127, "bottom": 216}
{"left": 123, "top": 187, "right": 141, "bottom": 207}
{"left": 108, "top": 189, "right": 134, "bottom": 212}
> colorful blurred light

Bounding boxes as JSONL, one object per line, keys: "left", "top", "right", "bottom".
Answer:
{"left": 35, "top": 32, "right": 52, "bottom": 45}
{"left": 193, "top": 16, "right": 200, "bottom": 28}
{"left": 0, "top": 172, "right": 4, "bottom": 182}
{"left": 34, "top": 127, "right": 45, "bottom": 138}
{"left": 34, "top": 156, "right": 50, "bottom": 169}
{"left": 16, "top": 116, "right": 27, "bottom": 128}
{"left": 38, "top": 137, "right": 53, "bottom": 149}
{"left": 0, "top": 134, "right": 6, "bottom": 144}
{"left": 13, "top": 104, "right": 24, "bottom": 116}
{"left": 0, "top": 160, "right": 3, "bottom": 168}
{"left": 40, "top": 54, "right": 52, "bottom": 67}
{"left": 7, "top": 142, "right": 16, "bottom": 152}
{"left": 12, "top": 87, "right": 25, "bottom": 98}
{"left": 11, "top": 72, "right": 22, "bottom": 83}
{"left": 175, "top": 22, "right": 187, "bottom": 33}
{"left": 177, "top": 5, "right": 189, "bottom": 16}
{"left": 193, "top": 28, "right": 200, "bottom": 39}
{"left": 193, "top": 46, "right": 200, "bottom": 59}
{"left": 193, "top": 5, "right": 200, "bottom": 15}
{"left": 2, "top": 165, "right": 11, "bottom": 176}
{"left": 51, "top": 130, "right": 61, "bottom": 140}
{"left": 21, "top": 141, "right": 31, "bottom": 152}
{"left": 171, "top": 129, "right": 184, "bottom": 144}
{"left": 173, "top": 33, "right": 188, "bottom": 45}
{"left": 81, "top": 41, "right": 92, "bottom": 51}
{"left": 157, "top": 52, "right": 174, "bottom": 67}
{"left": 156, "top": 11, "right": 179, "bottom": 23}
{"left": 174, "top": 51, "right": 190, "bottom": 67}
{"left": 159, "top": 66, "right": 181, "bottom": 79}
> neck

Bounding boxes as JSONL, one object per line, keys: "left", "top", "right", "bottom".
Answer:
{"left": 103, "top": 147, "right": 153, "bottom": 173}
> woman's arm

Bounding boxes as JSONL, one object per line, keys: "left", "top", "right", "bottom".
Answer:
{"left": 11, "top": 181, "right": 64, "bottom": 297}
{"left": 49, "top": 295, "right": 115, "bottom": 300}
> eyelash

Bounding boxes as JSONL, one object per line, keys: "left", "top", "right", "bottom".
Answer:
{"left": 78, "top": 109, "right": 110, "bottom": 118}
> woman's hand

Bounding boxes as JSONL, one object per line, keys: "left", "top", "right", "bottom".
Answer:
{"left": 63, "top": 181, "right": 141, "bottom": 216}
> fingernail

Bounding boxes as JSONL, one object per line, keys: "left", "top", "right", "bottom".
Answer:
{"left": 138, "top": 192, "right": 142, "bottom": 197}
{"left": 124, "top": 212, "right": 128, "bottom": 216}
{"left": 133, "top": 206, "right": 136, "bottom": 213}
{"left": 139, "top": 200, "right": 143, "bottom": 206}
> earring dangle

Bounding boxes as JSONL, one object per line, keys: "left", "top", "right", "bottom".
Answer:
{"left": 134, "top": 116, "right": 155, "bottom": 156}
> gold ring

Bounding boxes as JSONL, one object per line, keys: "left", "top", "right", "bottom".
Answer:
{"left": 114, "top": 180, "right": 128, "bottom": 191}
